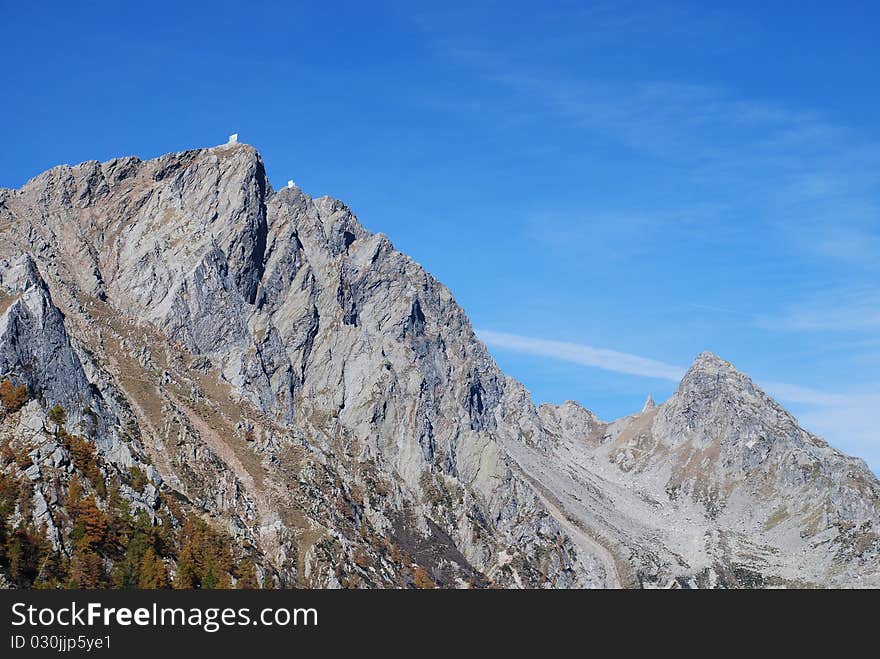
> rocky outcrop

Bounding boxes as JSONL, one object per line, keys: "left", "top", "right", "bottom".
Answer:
{"left": 0, "top": 141, "right": 877, "bottom": 588}
{"left": 513, "top": 352, "right": 880, "bottom": 587}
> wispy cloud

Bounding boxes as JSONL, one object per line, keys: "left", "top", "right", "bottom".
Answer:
{"left": 510, "top": 77, "right": 880, "bottom": 256}
{"left": 756, "top": 290, "right": 880, "bottom": 333}
{"left": 759, "top": 381, "right": 846, "bottom": 407}
{"left": 477, "top": 329, "right": 684, "bottom": 380}
{"left": 521, "top": 201, "right": 738, "bottom": 262}
{"left": 478, "top": 327, "right": 870, "bottom": 407}
{"left": 428, "top": 21, "right": 880, "bottom": 269}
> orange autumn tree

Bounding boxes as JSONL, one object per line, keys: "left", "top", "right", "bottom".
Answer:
{"left": 66, "top": 475, "right": 109, "bottom": 587}
{"left": 0, "top": 380, "right": 28, "bottom": 413}
{"left": 173, "top": 517, "right": 234, "bottom": 589}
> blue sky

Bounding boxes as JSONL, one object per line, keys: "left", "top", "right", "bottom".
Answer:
{"left": 2, "top": 2, "right": 878, "bottom": 470}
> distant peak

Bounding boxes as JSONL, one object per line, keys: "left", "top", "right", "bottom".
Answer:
{"left": 683, "top": 351, "right": 746, "bottom": 379}
{"left": 691, "top": 350, "right": 731, "bottom": 369}
{"left": 641, "top": 395, "right": 656, "bottom": 412}
{"left": 673, "top": 350, "right": 762, "bottom": 405}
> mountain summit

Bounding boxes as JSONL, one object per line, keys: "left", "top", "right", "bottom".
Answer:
{"left": 0, "top": 143, "right": 877, "bottom": 588}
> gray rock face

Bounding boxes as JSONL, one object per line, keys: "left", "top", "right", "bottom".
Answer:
{"left": 0, "top": 254, "right": 123, "bottom": 451}
{"left": 0, "top": 255, "right": 87, "bottom": 408}
{"left": 0, "top": 142, "right": 877, "bottom": 588}
{"left": 509, "top": 353, "right": 880, "bottom": 587}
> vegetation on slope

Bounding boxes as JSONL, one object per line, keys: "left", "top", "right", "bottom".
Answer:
{"left": 0, "top": 381, "right": 262, "bottom": 589}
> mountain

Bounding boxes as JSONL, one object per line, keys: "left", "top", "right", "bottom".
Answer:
{"left": 0, "top": 141, "right": 877, "bottom": 588}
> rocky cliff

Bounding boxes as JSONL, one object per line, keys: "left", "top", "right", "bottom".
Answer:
{"left": 0, "top": 141, "right": 876, "bottom": 588}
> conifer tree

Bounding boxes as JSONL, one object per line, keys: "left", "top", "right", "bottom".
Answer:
{"left": 47, "top": 405, "right": 67, "bottom": 438}
{"left": 138, "top": 547, "right": 169, "bottom": 588}
{"left": 235, "top": 559, "right": 259, "bottom": 589}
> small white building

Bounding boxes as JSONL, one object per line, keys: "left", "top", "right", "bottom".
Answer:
{"left": 228, "top": 133, "right": 239, "bottom": 144}
{"left": 287, "top": 180, "right": 294, "bottom": 189}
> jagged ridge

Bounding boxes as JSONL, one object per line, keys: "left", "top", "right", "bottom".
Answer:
{"left": 0, "top": 141, "right": 877, "bottom": 589}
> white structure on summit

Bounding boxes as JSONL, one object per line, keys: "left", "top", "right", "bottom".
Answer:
{"left": 228, "top": 133, "right": 238, "bottom": 144}
{"left": 287, "top": 180, "right": 294, "bottom": 189}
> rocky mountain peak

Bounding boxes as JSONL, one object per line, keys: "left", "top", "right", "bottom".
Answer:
{"left": 686, "top": 350, "right": 743, "bottom": 378}
{"left": 672, "top": 350, "right": 764, "bottom": 405}
{"left": 0, "top": 142, "right": 877, "bottom": 589}
{"left": 653, "top": 350, "right": 786, "bottom": 450}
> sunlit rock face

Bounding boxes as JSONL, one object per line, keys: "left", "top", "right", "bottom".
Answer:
{"left": 0, "top": 143, "right": 876, "bottom": 588}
